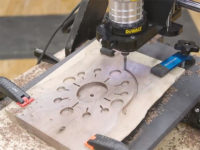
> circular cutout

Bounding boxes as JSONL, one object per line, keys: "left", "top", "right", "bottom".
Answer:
{"left": 54, "top": 97, "right": 69, "bottom": 103}
{"left": 82, "top": 108, "right": 91, "bottom": 118}
{"left": 60, "top": 107, "right": 74, "bottom": 115}
{"left": 77, "top": 72, "right": 85, "bottom": 76}
{"left": 111, "top": 99, "right": 124, "bottom": 108}
{"left": 63, "top": 77, "right": 76, "bottom": 83}
{"left": 77, "top": 82, "right": 108, "bottom": 102}
{"left": 60, "top": 102, "right": 79, "bottom": 115}
{"left": 77, "top": 72, "right": 85, "bottom": 79}
{"left": 114, "top": 92, "right": 128, "bottom": 96}
{"left": 94, "top": 68, "right": 102, "bottom": 73}
{"left": 57, "top": 86, "right": 68, "bottom": 92}
{"left": 94, "top": 68, "right": 102, "bottom": 77}
{"left": 82, "top": 112, "right": 91, "bottom": 118}
{"left": 109, "top": 70, "right": 122, "bottom": 77}
{"left": 54, "top": 97, "right": 63, "bottom": 103}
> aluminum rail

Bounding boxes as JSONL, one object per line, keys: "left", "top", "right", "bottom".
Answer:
{"left": 177, "top": 0, "right": 200, "bottom": 12}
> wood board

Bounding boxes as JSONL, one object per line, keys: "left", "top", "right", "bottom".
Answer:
{"left": 6, "top": 40, "right": 185, "bottom": 150}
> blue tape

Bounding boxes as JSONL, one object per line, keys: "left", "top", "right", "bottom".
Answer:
{"left": 160, "top": 52, "right": 189, "bottom": 70}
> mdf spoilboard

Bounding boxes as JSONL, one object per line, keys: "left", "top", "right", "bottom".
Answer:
{"left": 6, "top": 40, "right": 184, "bottom": 150}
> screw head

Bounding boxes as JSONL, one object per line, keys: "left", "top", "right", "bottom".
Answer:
{"left": 195, "top": 107, "right": 200, "bottom": 113}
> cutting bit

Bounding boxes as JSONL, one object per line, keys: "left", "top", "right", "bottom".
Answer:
{"left": 124, "top": 55, "right": 127, "bottom": 70}
{"left": 122, "top": 52, "right": 129, "bottom": 71}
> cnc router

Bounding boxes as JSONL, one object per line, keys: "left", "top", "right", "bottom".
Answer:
{"left": 63, "top": 0, "right": 200, "bottom": 77}
{"left": 0, "top": 0, "right": 200, "bottom": 150}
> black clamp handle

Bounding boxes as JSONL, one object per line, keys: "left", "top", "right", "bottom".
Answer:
{"left": 85, "top": 134, "right": 129, "bottom": 150}
{"left": 0, "top": 77, "right": 34, "bottom": 107}
{"left": 34, "top": 48, "right": 59, "bottom": 64}
{"left": 174, "top": 40, "right": 199, "bottom": 55}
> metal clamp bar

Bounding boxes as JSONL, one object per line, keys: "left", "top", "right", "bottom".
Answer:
{"left": 177, "top": 0, "right": 200, "bottom": 12}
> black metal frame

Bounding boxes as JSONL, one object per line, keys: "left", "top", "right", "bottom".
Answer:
{"left": 127, "top": 43, "right": 200, "bottom": 150}
{"left": 128, "top": 63, "right": 200, "bottom": 149}
{"left": 65, "top": 0, "right": 108, "bottom": 55}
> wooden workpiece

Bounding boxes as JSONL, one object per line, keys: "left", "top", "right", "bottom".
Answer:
{"left": 5, "top": 40, "right": 184, "bottom": 150}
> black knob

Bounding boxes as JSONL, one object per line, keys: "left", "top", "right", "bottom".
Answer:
{"left": 174, "top": 40, "right": 199, "bottom": 55}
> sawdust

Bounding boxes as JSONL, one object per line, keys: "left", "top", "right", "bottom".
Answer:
{"left": 145, "top": 107, "right": 161, "bottom": 125}
{"left": 195, "top": 69, "right": 200, "bottom": 77}
{"left": 184, "top": 70, "right": 193, "bottom": 76}
{"left": 156, "top": 123, "right": 200, "bottom": 150}
{"left": 195, "top": 62, "right": 200, "bottom": 66}
{"left": 195, "top": 61, "right": 200, "bottom": 77}
{"left": 0, "top": 99, "right": 12, "bottom": 110}
{"left": 13, "top": 62, "right": 52, "bottom": 87}
{"left": 0, "top": 110, "right": 55, "bottom": 150}
{"left": 177, "top": 124, "right": 200, "bottom": 148}
{"left": 161, "top": 87, "right": 178, "bottom": 105}
{"left": 123, "top": 128, "right": 143, "bottom": 144}
{"left": 145, "top": 86, "right": 178, "bottom": 125}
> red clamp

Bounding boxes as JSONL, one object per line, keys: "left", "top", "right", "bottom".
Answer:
{"left": 85, "top": 135, "right": 97, "bottom": 150}
{"left": 85, "top": 134, "right": 129, "bottom": 150}
{"left": 17, "top": 97, "right": 34, "bottom": 107}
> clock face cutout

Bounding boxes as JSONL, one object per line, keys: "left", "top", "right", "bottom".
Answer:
{"left": 54, "top": 67, "right": 138, "bottom": 119}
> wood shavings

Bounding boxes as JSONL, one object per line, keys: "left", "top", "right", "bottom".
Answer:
{"left": 196, "top": 69, "right": 200, "bottom": 77}
{"left": 155, "top": 123, "right": 200, "bottom": 150}
{"left": 145, "top": 86, "right": 178, "bottom": 125}
{"left": 145, "top": 107, "right": 160, "bottom": 125}
{"left": 0, "top": 110, "right": 55, "bottom": 150}
{"left": 184, "top": 70, "right": 193, "bottom": 76}
{"left": 123, "top": 128, "right": 143, "bottom": 144}
{"left": 161, "top": 87, "right": 178, "bottom": 105}
{"left": 13, "top": 63, "right": 52, "bottom": 87}
{"left": 179, "top": 124, "right": 200, "bottom": 148}
{"left": 196, "top": 62, "right": 200, "bottom": 66}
